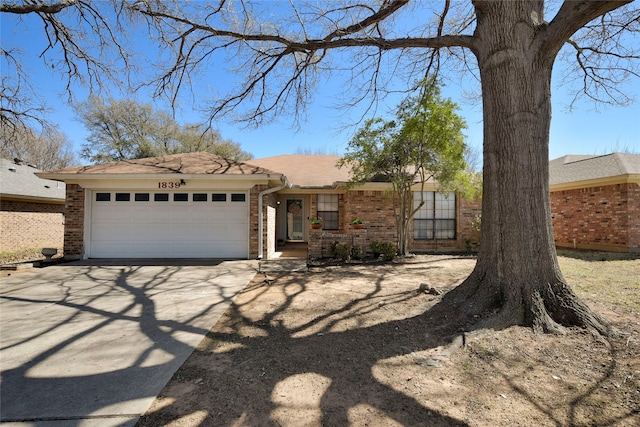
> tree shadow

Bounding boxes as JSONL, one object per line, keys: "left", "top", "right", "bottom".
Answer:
{"left": 557, "top": 249, "right": 640, "bottom": 262}
{"left": 2, "top": 257, "right": 633, "bottom": 426}
{"left": 136, "top": 257, "right": 637, "bottom": 427}
{"left": 137, "top": 263, "right": 479, "bottom": 426}
{"left": 0, "top": 261, "right": 249, "bottom": 425}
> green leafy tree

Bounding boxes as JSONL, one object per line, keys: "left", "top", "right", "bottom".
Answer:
{"left": 77, "top": 97, "right": 252, "bottom": 163}
{"left": 340, "top": 78, "right": 468, "bottom": 255}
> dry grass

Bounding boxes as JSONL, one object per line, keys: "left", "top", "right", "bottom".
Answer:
{"left": 0, "top": 248, "right": 63, "bottom": 265}
{"left": 558, "top": 249, "right": 640, "bottom": 313}
{"left": 138, "top": 250, "right": 640, "bottom": 427}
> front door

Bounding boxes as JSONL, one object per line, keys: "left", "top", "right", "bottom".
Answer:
{"left": 286, "top": 199, "right": 304, "bottom": 241}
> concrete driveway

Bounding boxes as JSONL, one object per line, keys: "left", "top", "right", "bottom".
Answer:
{"left": 0, "top": 259, "right": 257, "bottom": 426}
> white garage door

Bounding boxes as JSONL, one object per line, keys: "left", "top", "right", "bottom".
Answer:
{"left": 90, "top": 191, "right": 249, "bottom": 258}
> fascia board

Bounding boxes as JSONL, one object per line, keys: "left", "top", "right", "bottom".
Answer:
{"left": 0, "top": 194, "right": 65, "bottom": 204}
{"left": 334, "top": 181, "right": 393, "bottom": 191}
{"left": 277, "top": 187, "right": 347, "bottom": 195}
{"left": 36, "top": 173, "right": 282, "bottom": 186}
{"left": 549, "top": 174, "right": 639, "bottom": 192}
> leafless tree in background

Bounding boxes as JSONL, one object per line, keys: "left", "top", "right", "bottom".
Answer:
{"left": 1, "top": 124, "right": 77, "bottom": 169}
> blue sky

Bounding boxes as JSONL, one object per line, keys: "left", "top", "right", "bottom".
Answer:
{"left": 2, "top": 7, "right": 638, "bottom": 163}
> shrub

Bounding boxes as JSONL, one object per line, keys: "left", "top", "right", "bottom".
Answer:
{"left": 351, "top": 246, "right": 364, "bottom": 260}
{"left": 370, "top": 241, "right": 397, "bottom": 260}
{"left": 330, "top": 241, "right": 352, "bottom": 261}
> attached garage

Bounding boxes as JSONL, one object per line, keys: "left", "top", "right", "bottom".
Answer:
{"left": 89, "top": 190, "right": 249, "bottom": 258}
{"left": 38, "top": 153, "right": 287, "bottom": 260}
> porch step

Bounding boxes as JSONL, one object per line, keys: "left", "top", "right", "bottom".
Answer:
{"left": 258, "top": 259, "right": 308, "bottom": 272}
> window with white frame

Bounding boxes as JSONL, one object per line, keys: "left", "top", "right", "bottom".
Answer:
{"left": 413, "top": 191, "right": 456, "bottom": 240}
{"left": 317, "top": 194, "right": 339, "bottom": 230}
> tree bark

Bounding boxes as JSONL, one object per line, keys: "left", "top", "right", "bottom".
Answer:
{"left": 449, "top": 1, "right": 611, "bottom": 335}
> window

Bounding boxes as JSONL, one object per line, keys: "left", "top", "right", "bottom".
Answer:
{"left": 317, "top": 194, "right": 339, "bottom": 230}
{"left": 135, "top": 193, "right": 150, "bottom": 202}
{"left": 231, "top": 193, "right": 246, "bottom": 202}
{"left": 154, "top": 193, "right": 169, "bottom": 202}
{"left": 413, "top": 191, "right": 456, "bottom": 240}
{"left": 115, "top": 193, "right": 130, "bottom": 202}
{"left": 95, "top": 193, "right": 110, "bottom": 202}
{"left": 212, "top": 193, "right": 227, "bottom": 202}
{"left": 174, "top": 193, "right": 189, "bottom": 202}
{"left": 193, "top": 193, "right": 208, "bottom": 202}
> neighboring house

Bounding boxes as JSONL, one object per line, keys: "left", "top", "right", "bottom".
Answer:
{"left": 38, "top": 152, "right": 481, "bottom": 260}
{"left": 550, "top": 153, "right": 640, "bottom": 253}
{"left": 0, "top": 158, "right": 66, "bottom": 253}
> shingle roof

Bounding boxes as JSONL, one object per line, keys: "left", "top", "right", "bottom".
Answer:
{"left": 549, "top": 153, "right": 640, "bottom": 185}
{"left": 249, "top": 155, "right": 352, "bottom": 188}
{"left": 0, "top": 158, "right": 65, "bottom": 202}
{"left": 42, "top": 152, "right": 278, "bottom": 176}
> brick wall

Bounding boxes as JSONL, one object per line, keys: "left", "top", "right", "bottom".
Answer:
{"left": 342, "top": 190, "right": 397, "bottom": 244}
{"left": 550, "top": 182, "right": 639, "bottom": 252}
{"left": 459, "top": 196, "right": 483, "bottom": 246}
{"left": 308, "top": 189, "right": 482, "bottom": 258}
{"left": 0, "top": 200, "right": 64, "bottom": 252}
{"left": 308, "top": 229, "right": 369, "bottom": 258}
{"left": 629, "top": 183, "right": 640, "bottom": 253}
{"left": 63, "top": 184, "right": 85, "bottom": 258}
{"left": 249, "top": 185, "right": 263, "bottom": 258}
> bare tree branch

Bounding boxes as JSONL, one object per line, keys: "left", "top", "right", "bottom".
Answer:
{"left": 2, "top": 1, "right": 638, "bottom": 133}
{"left": 136, "top": 1, "right": 474, "bottom": 127}
{"left": 0, "top": 0, "right": 76, "bottom": 14}
{"left": 1, "top": 0, "right": 133, "bottom": 130}
{"left": 557, "top": 4, "right": 640, "bottom": 108}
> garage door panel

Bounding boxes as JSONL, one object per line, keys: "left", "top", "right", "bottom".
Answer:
{"left": 90, "top": 192, "right": 248, "bottom": 258}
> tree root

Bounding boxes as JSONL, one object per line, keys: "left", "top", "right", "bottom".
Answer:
{"left": 432, "top": 273, "right": 617, "bottom": 338}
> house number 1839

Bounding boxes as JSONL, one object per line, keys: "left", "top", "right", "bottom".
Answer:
{"left": 158, "top": 181, "right": 181, "bottom": 189}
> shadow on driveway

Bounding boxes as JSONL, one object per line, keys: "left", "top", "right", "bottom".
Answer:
{"left": 0, "top": 259, "right": 257, "bottom": 426}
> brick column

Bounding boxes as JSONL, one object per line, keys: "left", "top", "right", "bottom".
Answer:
{"left": 63, "top": 184, "right": 85, "bottom": 259}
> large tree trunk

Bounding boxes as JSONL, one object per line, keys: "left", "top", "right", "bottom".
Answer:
{"left": 449, "top": 1, "right": 610, "bottom": 335}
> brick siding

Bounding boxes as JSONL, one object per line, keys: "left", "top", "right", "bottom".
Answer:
{"left": 308, "top": 190, "right": 482, "bottom": 258}
{"left": 0, "top": 200, "right": 64, "bottom": 252}
{"left": 550, "top": 182, "right": 639, "bottom": 253}
{"left": 629, "top": 183, "right": 640, "bottom": 253}
{"left": 63, "top": 184, "right": 85, "bottom": 258}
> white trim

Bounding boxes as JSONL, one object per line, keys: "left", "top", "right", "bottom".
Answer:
{"left": 38, "top": 172, "right": 282, "bottom": 182}
{"left": 550, "top": 174, "right": 640, "bottom": 192}
{"left": 258, "top": 178, "right": 290, "bottom": 259}
{"left": 83, "top": 189, "right": 92, "bottom": 259}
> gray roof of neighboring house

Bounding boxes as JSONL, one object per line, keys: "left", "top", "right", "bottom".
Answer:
{"left": 549, "top": 153, "right": 640, "bottom": 186}
{"left": 0, "top": 158, "right": 65, "bottom": 202}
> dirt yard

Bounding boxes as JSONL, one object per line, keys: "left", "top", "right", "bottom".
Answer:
{"left": 137, "top": 252, "right": 639, "bottom": 427}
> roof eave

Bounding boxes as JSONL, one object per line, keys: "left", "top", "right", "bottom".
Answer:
{"left": 549, "top": 173, "right": 640, "bottom": 191}
{"left": 36, "top": 172, "right": 284, "bottom": 183}
{"left": 0, "top": 194, "right": 66, "bottom": 204}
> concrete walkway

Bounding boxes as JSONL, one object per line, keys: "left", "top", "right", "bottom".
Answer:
{"left": 0, "top": 259, "right": 257, "bottom": 426}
